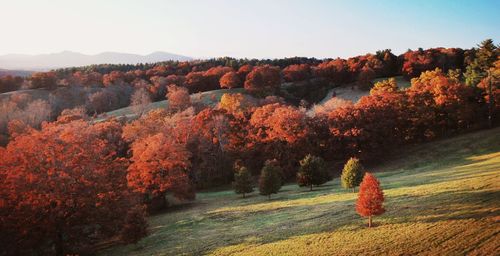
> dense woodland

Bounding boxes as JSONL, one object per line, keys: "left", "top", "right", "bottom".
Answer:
{"left": 0, "top": 39, "right": 498, "bottom": 255}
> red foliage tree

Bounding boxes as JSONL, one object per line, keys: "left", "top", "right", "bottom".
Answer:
{"left": 167, "top": 84, "right": 191, "bottom": 112}
{"left": 220, "top": 71, "right": 242, "bottom": 89}
{"left": 244, "top": 65, "right": 281, "bottom": 97}
{"left": 30, "top": 71, "right": 58, "bottom": 89}
{"left": 0, "top": 120, "right": 141, "bottom": 255}
{"left": 282, "top": 64, "right": 312, "bottom": 82}
{"left": 127, "top": 132, "right": 194, "bottom": 209}
{"left": 356, "top": 173, "right": 385, "bottom": 228}
{"left": 237, "top": 64, "right": 254, "bottom": 81}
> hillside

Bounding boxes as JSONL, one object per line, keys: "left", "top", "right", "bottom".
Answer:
{"left": 100, "top": 127, "right": 500, "bottom": 256}
{"left": 100, "top": 88, "right": 245, "bottom": 121}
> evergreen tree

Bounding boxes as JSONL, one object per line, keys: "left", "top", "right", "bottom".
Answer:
{"left": 233, "top": 166, "right": 254, "bottom": 198}
{"left": 259, "top": 160, "right": 283, "bottom": 199}
{"left": 341, "top": 157, "right": 365, "bottom": 192}
{"left": 297, "top": 154, "right": 329, "bottom": 191}
{"left": 465, "top": 39, "right": 498, "bottom": 86}
{"left": 356, "top": 173, "right": 385, "bottom": 228}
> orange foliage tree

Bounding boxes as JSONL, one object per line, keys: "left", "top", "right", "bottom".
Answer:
{"left": 244, "top": 65, "right": 281, "bottom": 97}
{"left": 0, "top": 120, "right": 142, "bottom": 255}
{"left": 356, "top": 173, "right": 385, "bottom": 228}
{"left": 219, "top": 71, "right": 242, "bottom": 89}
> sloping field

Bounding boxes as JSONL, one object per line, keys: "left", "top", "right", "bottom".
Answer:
{"left": 101, "top": 88, "right": 245, "bottom": 120}
{"left": 100, "top": 127, "right": 500, "bottom": 256}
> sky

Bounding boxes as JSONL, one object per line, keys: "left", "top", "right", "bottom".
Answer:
{"left": 1, "top": 0, "right": 498, "bottom": 59}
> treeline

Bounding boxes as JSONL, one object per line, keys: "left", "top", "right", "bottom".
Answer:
{"left": 0, "top": 40, "right": 498, "bottom": 255}
{"left": 0, "top": 46, "right": 467, "bottom": 94}
{"left": 0, "top": 43, "right": 485, "bottom": 145}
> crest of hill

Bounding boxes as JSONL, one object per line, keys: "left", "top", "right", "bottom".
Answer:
{"left": 0, "top": 51, "right": 192, "bottom": 71}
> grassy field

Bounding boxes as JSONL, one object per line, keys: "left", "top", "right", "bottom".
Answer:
{"left": 100, "top": 127, "right": 500, "bottom": 256}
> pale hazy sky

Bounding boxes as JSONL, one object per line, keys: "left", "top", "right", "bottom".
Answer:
{"left": 1, "top": 0, "right": 498, "bottom": 58}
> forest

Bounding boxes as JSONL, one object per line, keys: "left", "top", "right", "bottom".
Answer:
{"left": 0, "top": 39, "right": 499, "bottom": 255}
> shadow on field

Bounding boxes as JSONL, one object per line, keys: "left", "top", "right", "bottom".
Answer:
{"left": 386, "top": 189, "right": 500, "bottom": 225}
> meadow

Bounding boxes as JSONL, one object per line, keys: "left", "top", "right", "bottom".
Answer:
{"left": 100, "top": 127, "right": 500, "bottom": 256}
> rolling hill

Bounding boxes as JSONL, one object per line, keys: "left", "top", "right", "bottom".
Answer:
{"left": 99, "top": 127, "right": 500, "bottom": 255}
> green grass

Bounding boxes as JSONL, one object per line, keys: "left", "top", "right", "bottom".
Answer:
{"left": 100, "top": 128, "right": 500, "bottom": 256}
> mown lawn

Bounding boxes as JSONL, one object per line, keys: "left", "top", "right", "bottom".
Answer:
{"left": 100, "top": 127, "right": 500, "bottom": 256}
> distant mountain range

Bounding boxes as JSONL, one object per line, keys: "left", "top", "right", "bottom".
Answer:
{"left": 0, "top": 51, "right": 193, "bottom": 71}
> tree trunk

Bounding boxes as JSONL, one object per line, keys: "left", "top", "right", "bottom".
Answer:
{"left": 310, "top": 184, "right": 313, "bottom": 191}
{"left": 352, "top": 187, "right": 355, "bottom": 193}
{"left": 243, "top": 192, "right": 246, "bottom": 198}
{"left": 368, "top": 215, "right": 372, "bottom": 228}
{"left": 268, "top": 194, "right": 271, "bottom": 200}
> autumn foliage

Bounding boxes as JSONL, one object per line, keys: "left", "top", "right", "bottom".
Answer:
{"left": 356, "top": 173, "right": 385, "bottom": 227}
{"left": 0, "top": 120, "right": 144, "bottom": 255}
{"left": 0, "top": 40, "right": 497, "bottom": 254}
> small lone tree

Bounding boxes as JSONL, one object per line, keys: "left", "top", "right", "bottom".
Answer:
{"left": 341, "top": 157, "right": 365, "bottom": 192}
{"left": 297, "top": 154, "right": 329, "bottom": 191}
{"left": 356, "top": 173, "right": 385, "bottom": 228}
{"left": 259, "top": 160, "right": 283, "bottom": 199}
{"left": 233, "top": 165, "right": 254, "bottom": 198}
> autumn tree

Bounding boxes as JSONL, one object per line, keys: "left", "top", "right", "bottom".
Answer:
{"left": 357, "top": 66, "right": 376, "bottom": 90}
{"left": 0, "top": 120, "right": 142, "bottom": 255}
{"left": 127, "top": 132, "right": 194, "bottom": 210}
{"left": 220, "top": 71, "right": 242, "bottom": 89}
{"left": 259, "top": 160, "right": 283, "bottom": 199}
{"left": 219, "top": 93, "right": 257, "bottom": 116}
{"left": 167, "top": 84, "right": 191, "bottom": 112}
{"left": 370, "top": 78, "right": 398, "bottom": 95}
{"left": 296, "top": 154, "right": 329, "bottom": 191}
{"left": 356, "top": 173, "right": 385, "bottom": 228}
{"left": 237, "top": 64, "right": 253, "bottom": 81}
{"left": 250, "top": 103, "right": 308, "bottom": 144}
{"left": 341, "top": 157, "right": 365, "bottom": 192}
{"left": 232, "top": 163, "right": 254, "bottom": 198}
{"left": 282, "top": 64, "right": 312, "bottom": 82}
{"left": 244, "top": 65, "right": 281, "bottom": 97}
{"left": 30, "top": 71, "right": 58, "bottom": 89}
